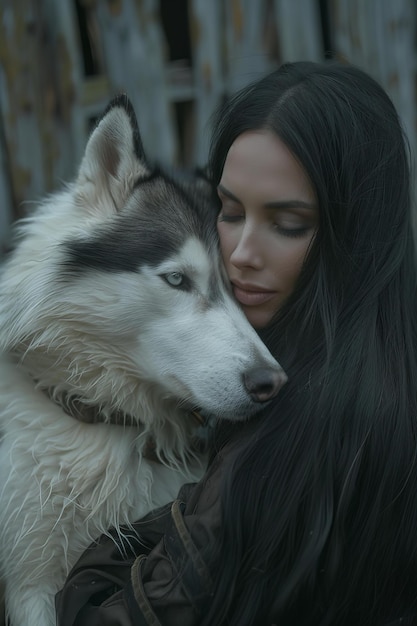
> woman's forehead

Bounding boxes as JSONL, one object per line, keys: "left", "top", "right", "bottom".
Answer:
{"left": 221, "top": 130, "right": 316, "bottom": 205}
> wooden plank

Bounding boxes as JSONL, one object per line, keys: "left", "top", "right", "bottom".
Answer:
{"left": 373, "top": 0, "right": 416, "bottom": 163}
{"left": 0, "top": 0, "right": 47, "bottom": 212}
{"left": 0, "top": 111, "right": 13, "bottom": 254}
{"left": 0, "top": 5, "right": 15, "bottom": 243}
{"left": 44, "top": 0, "right": 104, "bottom": 175}
{"left": 224, "top": 0, "right": 274, "bottom": 93}
{"left": 188, "top": 0, "right": 224, "bottom": 165}
{"left": 274, "top": 0, "right": 324, "bottom": 62}
{"left": 375, "top": 0, "right": 417, "bottom": 222}
{"left": 329, "top": 0, "right": 417, "bottom": 211}
{"left": 96, "top": 0, "right": 178, "bottom": 164}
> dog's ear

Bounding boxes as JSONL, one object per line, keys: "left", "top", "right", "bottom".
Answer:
{"left": 76, "top": 94, "right": 150, "bottom": 214}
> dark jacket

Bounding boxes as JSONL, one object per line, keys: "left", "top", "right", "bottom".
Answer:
{"left": 56, "top": 440, "right": 415, "bottom": 626}
{"left": 56, "top": 448, "right": 225, "bottom": 626}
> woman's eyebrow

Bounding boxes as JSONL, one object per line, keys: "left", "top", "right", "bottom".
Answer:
{"left": 264, "top": 200, "right": 317, "bottom": 211}
{"left": 218, "top": 184, "right": 316, "bottom": 211}
{"left": 217, "top": 184, "right": 241, "bottom": 203}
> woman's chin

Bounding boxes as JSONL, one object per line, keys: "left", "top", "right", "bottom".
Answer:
{"left": 241, "top": 306, "right": 276, "bottom": 329}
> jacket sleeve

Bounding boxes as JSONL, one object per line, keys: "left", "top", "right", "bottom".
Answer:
{"left": 56, "top": 455, "right": 224, "bottom": 626}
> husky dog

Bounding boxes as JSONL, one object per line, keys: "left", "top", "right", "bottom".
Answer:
{"left": 0, "top": 96, "right": 286, "bottom": 626}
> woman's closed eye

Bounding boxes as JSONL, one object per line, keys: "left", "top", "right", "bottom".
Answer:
{"left": 272, "top": 207, "right": 318, "bottom": 238}
{"left": 217, "top": 186, "right": 318, "bottom": 238}
{"left": 218, "top": 209, "right": 244, "bottom": 222}
{"left": 217, "top": 194, "right": 244, "bottom": 222}
{"left": 218, "top": 209, "right": 315, "bottom": 237}
{"left": 273, "top": 217, "right": 312, "bottom": 238}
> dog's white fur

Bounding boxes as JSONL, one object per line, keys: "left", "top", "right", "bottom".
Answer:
{"left": 0, "top": 98, "right": 285, "bottom": 625}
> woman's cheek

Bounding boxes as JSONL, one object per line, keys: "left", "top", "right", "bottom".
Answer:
{"left": 217, "top": 222, "right": 232, "bottom": 262}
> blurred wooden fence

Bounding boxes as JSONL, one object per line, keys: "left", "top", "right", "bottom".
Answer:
{"left": 0, "top": 0, "right": 416, "bottom": 254}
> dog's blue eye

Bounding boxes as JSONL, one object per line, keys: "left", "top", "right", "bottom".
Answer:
{"left": 162, "top": 272, "right": 189, "bottom": 289}
{"left": 166, "top": 272, "right": 183, "bottom": 286}
{"left": 160, "top": 272, "right": 192, "bottom": 291}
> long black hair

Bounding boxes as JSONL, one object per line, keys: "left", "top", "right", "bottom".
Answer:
{"left": 204, "top": 61, "right": 417, "bottom": 625}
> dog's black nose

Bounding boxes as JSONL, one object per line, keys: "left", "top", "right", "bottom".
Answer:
{"left": 243, "top": 367, "right": 287, "bottom": 402}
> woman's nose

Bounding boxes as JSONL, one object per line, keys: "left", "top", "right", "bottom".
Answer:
{"left": 230, "top": 225, "right": 264, "bottom": 270}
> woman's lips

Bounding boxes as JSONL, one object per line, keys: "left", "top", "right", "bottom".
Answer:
{"left": 232, "top": 283, "right": 276, "bottom": 306}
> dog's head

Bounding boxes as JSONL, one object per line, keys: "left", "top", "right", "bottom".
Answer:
{"left": 0, "top": 96, "right": 286, "bottom": 430}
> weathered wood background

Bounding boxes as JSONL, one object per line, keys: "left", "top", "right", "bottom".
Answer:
{"left": 0, "top": 0, "right": 416, "bottom": 255}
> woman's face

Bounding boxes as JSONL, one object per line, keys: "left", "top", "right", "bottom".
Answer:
{"left": 217, "top": 130, "right": 318, "bottom": 329}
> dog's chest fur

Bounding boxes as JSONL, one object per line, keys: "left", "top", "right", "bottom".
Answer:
{"left": 0, "top": 355, "right": 197, "bottom": 591}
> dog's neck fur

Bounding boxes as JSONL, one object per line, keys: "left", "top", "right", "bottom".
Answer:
{"left": 42, "top": 386, "right": 205, "bottom": 431}
{"left": 10, "top": 339, "right": 160, "bottom": 425}
{"left": 42, "top": 387, "right": 136, "bottom": 426}
{"left": 9, "top": 337, "right": 207, "bottom": 465}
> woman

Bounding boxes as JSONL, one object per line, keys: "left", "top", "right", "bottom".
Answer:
{"left": 56, "top": 61, "right": 417, "bottom": 625}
